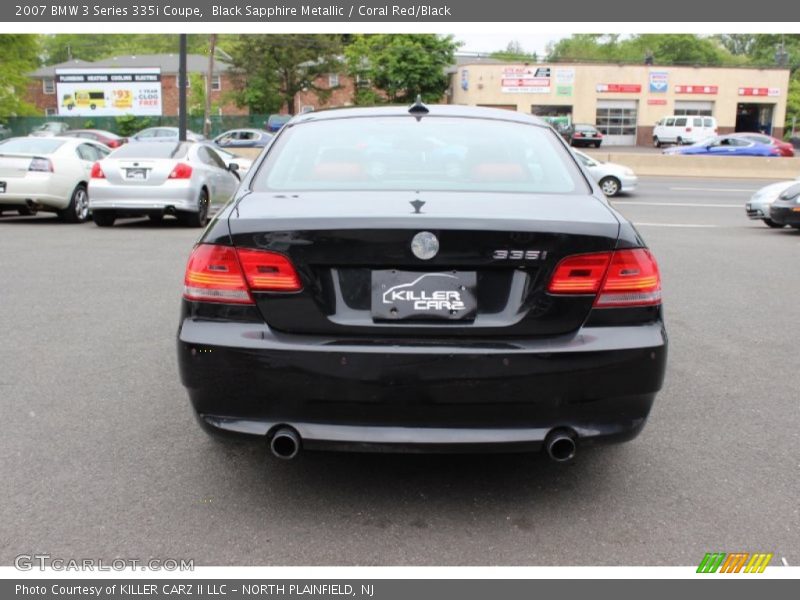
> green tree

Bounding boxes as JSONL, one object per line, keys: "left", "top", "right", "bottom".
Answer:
{"left": 229, "top": 34, "right": 342, "bottom": 115}
{"left": 0, "top": 35, "right": 41, "bottom": 117}
{"left": 345, "top": 34, "right": 460, "bottom": 104}
{"left": 491, "top": 40, "right": 537, "bottom": 63}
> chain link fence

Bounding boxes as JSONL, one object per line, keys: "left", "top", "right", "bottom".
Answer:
{"left": 0, "top": 115, "right": 272, "bottom": 139}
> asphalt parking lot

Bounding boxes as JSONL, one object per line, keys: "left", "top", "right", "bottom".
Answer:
{"left": 1, "top": 176, "right": 798, "bottom": 566}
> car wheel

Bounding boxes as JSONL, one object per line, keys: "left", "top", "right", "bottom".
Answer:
{"left": 178, "top": 188, "right": 209, "bottom": 228}
{"left": 92, "top": 210, "right": 116, "bottom": 227}
{"left": 58, "top": 184, "right": 90, "bottom": 223}
{"left": 593, "top": 142, "right": 601, "bottom": 148}
{"left": 653, "top": 137, "right": 661, "bottom": 148}
{"left": 148, "top": 213, "right": 164, "bottom": 224}
{"left": 90, "top": 104, "right": 96, "bottom": 110}
{"left": 676, "top": 136, "right": 683, "bottom": 145}
{"left": 763, "top": 219, "right": 785, "bottom": 228}
{"left": 599, "top": 176, "right": 621, "bottom": 197}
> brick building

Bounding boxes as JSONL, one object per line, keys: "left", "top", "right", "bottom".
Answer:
{"left": 27, "top": 54, "right": 247, "bottom": 117}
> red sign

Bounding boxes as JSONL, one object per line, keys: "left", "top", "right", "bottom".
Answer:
{"left": 647, "top": 99, "right": 668, "bottom": 105}
{"left": 738, "top": 87, "right": 780, "bottom": 97}
{"left": 674, "top": 85, "right": 718, "bottom": 95}
{"left": 596, "top": 83, "right": 641, "bottom": 93}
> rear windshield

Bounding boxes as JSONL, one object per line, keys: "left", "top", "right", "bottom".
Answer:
{"left": 110, "top": 142, "right": 191, "bottom": 159}
{"left": 0, "top": 138, "right": 65, "bottom": 154}
{"left": 251, "top": 116, "right": 585, "bottom": 194}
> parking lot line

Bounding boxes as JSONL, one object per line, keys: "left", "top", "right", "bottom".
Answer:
{"left": 613, "top": 201, "right": 741, "bottom": 208}
{"left": 668, "top": 187, "right": 759, "bottom": 193}
{"left": 633, "top": 222, "right": 720, "bottom": 228}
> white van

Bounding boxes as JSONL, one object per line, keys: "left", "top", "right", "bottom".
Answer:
{"left": 653, "top": 115, "right": 717, "bottom": 147}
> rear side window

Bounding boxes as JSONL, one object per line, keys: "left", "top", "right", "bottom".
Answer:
{"left": 251, "top": 116, "right": 586, "bottom": 195}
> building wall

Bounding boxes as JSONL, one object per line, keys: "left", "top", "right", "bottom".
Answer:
{"left": 293, "top": 73, "right": 357, "bottom": 113}
{"left": 27, "top": 73, "right": 247, "bottom": 117}
{"left": 450, "top": 63, "right": 791, "bottom": 144}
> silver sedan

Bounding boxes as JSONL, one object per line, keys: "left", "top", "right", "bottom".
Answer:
{"left": 88, "top": 142, "right": 240, "bottom": 227}
{"left": 746, "top": 178, "right": 800, "bottom": 228}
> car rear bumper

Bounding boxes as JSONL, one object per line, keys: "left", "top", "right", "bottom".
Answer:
{"left": 178, "top": 314, "right": 668, "bottom": 452}
{"left": 0, "top": 177, "right": 69, "bottom": 209}
{"left": 89, "top": 182, "right": 197, "bottom": 212}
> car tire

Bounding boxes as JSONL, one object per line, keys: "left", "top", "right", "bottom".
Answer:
{"left": 593, "top": 142, "right": 601, "bottom": 148}
{"left": 92, "top": 210, "right": 116, "bottom": 227}
{"left": 763, "top": 219, "right": 785, "bottom": 228}
{"left": 178, "top": 188, "right": 210, "bottom": 228}
{"left": 653, "top": 137, "right": 661, "bottom": 148}
{"left": 148, "top": 213, "right": 164, "bottom": 224}
{"left": 676, "top": 136, "right": 684, "bottom": 145}
{"left": 90, "top": 104, "right": 96, "bottom": 110}
{"left": 58, "top": 184, "right": 90, "bottom": 223}
{"left": 599, "top": 176, "right": 621, "bottom": 197}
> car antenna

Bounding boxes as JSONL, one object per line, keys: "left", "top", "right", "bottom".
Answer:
{"left": 408, "top": 95, "right": 429, "bottom": 119}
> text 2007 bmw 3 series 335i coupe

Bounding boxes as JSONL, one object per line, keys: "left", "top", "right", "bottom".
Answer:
{"left": 177, "top": 103, "right": 668, "bottom": 462}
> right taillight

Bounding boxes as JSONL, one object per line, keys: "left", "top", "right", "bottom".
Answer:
{"left": 183, "top": 244, "right": 302, "bottom": 304}
{"left": 169, "top": 163, "right": 193, "bottom": 179}
{"left": 548, "top": 249, "right": 662, "bottom": 307}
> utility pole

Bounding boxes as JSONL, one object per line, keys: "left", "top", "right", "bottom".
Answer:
{"left": 204, "top": 34, "right": 217, "bottom": 138}
{"left": 179, "top": 34, "right": 188, "bottom": 142}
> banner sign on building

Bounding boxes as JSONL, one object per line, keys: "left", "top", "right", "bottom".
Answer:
{"left": 56, "top": 67, "right": 163, "bottom": 116}
{"left": 596, "top": 83, "right": 642, "bottom": 93}
{"left": 649, "top": 71, "right": 669, "bottom": 93}
{"left": 675, "top": 85, "right": 718, "bottom": 94}
{"left": 501, "top": 67, "right": 551, "bottom": 94}
{"left": 738, "top": 87, "right": 780, "bottom": 97}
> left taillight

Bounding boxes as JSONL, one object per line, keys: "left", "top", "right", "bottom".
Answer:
{"left": 183, "top": 244, "right": 302, "bottom": 304}
{"left": 28, "top": 157, "right": 53, "bottom": 173}
{"left": 90, "top": 162, "right": 105, "bottom": 178}
{"left": 547, "top": 248, "right": 662, "bottom": 307}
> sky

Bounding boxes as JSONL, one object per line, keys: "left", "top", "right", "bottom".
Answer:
{"left": 450, "top": 33, "right": 566, "bottom": 56}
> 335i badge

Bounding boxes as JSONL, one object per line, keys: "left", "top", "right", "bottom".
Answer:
{"left": 177, "top": 102, "right": 668, "bottom": 462}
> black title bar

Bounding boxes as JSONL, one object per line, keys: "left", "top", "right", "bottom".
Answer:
{"left": 4, "top": 0, "right": 800, "bottom": 22}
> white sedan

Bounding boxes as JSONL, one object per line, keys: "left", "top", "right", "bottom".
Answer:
{"left": 0, "top": 136, "right": 110, "bottom": 222}
{"left": 572, "top": 149, "right": 637, "bottom": 197}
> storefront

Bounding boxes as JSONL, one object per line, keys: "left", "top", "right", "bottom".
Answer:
{"left": 449, "top": 61, "right": 790, "bottom": 146}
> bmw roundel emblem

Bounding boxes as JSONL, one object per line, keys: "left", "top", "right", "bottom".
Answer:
{"left": 411, "top": 231, "right": 439, "bottom": 260}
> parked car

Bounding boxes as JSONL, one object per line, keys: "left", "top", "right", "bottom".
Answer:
{"left": 572, "top": 149, "right": 637, "bottom": 197}
{"left": 88, "top": 141, "right": 239, "bottom": 227}
{"left": 0, "top": 124, "right": 12, "bottom": 141}
{"left": 212, "top": 146, "right": 253, "bottom": 175}
{"left": 663, "top": 135, "right": 781, "bottom": 157}
{"left": 265, "top": 114, "right": 291, "bottom": 133}
{"left": 768, "top": 182, "right": 800, "bottom": 229}
{"left": 653, "top": 115, "right": 717, "bottom": 147}
{"left": 563, "top": 123, "right": 603, "bottom": 148}
{"left": 745, "top": 178, "right": 800, "bottom": 227}
{"left": 177, "top": 104, "right": 667, "bottom": 461}
{"left": 212, "top": 128, "right": 272, "bottom": 149}
{"left": 64, "top": 129, "right": 127, "bottom": 149}
{"left": 0, "top": 136, "right": 109, "bottom": 222}
{"left": 729, "top": 133, "right": 794, "bottom": 157}
{"left": 129, "top": 127, "right": 205, "bottom": 143}
{"left": 29, "top": 122, "right": 70, "bottom": 137}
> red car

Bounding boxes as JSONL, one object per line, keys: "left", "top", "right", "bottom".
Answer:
{"left": 64, "top": 129, "right": 127, "bottom": 149}
{"left": 731, "top": 133, "right": 794, "bottom": 157}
